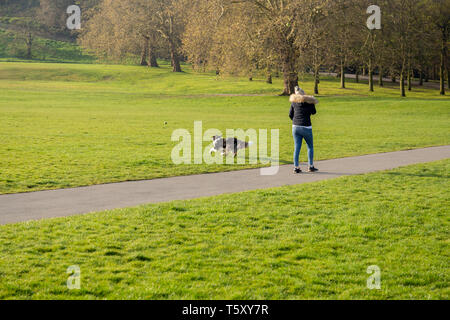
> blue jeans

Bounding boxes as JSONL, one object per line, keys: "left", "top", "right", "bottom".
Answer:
{"left": 293, "top": 126, "right": 314, "bottom": 168}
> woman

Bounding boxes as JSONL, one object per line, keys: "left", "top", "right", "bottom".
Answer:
{"left": 289, "top": 86, "right": 319, "bottom": 174}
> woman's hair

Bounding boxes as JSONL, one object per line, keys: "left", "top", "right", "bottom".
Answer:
{"left": 295, "top": 86, "right": 305, "bottom": 95}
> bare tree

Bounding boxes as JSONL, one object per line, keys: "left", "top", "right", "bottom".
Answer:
{"left": 80, "top": 0, "right": 182, "bottom": 70}
{"left": 426, "top": 0, "right": 450, "bottom": 95}
{"left": 13, "top": 19, "right": 37, "bottom": 60}
{"left": 328, "top": 0, "right": 361, "bottom": 89}
{"left": 298, "top": 1, "right": 332, "bottom": 94}
{"left": 153, "top": 0, "right": 185, "bottom": 72}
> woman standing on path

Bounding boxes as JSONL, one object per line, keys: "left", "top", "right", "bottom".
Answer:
{"left": 289, "top": 86, "right": 319, "bottom": 174}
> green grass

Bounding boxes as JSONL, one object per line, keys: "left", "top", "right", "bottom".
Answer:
{"left": 0, "top": 62, "right": 449, "bottom": 194}
{"left": 0, "top": 160, "right": 448, "bottom": 300}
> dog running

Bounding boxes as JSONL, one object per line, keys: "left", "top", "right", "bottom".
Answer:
{"left": 210, "top": 136, "right": 253, "bottom": 157}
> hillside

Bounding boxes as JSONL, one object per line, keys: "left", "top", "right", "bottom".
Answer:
{"left": 0, "top": 0, "right": 96, "bottom": 62}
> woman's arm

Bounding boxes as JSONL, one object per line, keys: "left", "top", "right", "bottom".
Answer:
{"left": 289, "top": 104, "right": 295, "bottom": 120}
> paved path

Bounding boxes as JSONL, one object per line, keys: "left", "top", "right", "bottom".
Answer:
{"left": 1, "top": 146, "right": 449, "bottom": 225}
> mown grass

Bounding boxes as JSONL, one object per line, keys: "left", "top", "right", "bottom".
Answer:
{"left": 0, "top": 160, "right": 448, "bottom": 300}
{"left": 0, "top": 62, "right": 449, "bottom": 194}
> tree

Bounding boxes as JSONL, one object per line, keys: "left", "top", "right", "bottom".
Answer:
{"left": 233, "top": 0, "right": 302, "bottom": 95}
{"left": 298, "top": 0, "right": 332, "bottom": 94}
{"left": 426, "top": 0, "right": 450, "bottom": 95}
{"left": 80, "top": 0, "right": 135, "bottom": 62}
{"left": 182, "top": 0, "right": 225, "bottom": 71}
{"left": 386, "top": 0, "right": 422, "bottom": 96}
{"left": 13, "top": 19, "right": 37, "bottom": 59}
{"left": 328, "top": 0, "right": 360, "bottom": 89}
{"left": 184, "top": 0, "right": 334, "bottom": 95}
{"left": 80, "top": 0, "right": 182, "bottom": 71}
{"left": 153, "top": 0, "right": 185, "bottom": 72}
{"left": 373, "top": 1, "right": 395, "bottom": 88}
{"left": 127, "top": 0, "right": 162, "bottom": 67}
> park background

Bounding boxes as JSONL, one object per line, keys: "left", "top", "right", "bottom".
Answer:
{"left": 0, "top": 0, "right": 448, "bottom": 300}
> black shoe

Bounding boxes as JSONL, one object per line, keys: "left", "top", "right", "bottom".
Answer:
{"left": 308, "top": 167, "right": 319, "bottom": 172}
{"left": 294, "top": 168, "right": 302, "bottom": 174}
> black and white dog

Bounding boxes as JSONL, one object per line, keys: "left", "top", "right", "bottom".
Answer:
{"left": 210, "top": 136, "right": 253, "bottom": 157}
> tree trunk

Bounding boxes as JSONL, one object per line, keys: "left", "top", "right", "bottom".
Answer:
{"left": 172, "top": 56, "right": 181, "bottom": 72}
{"left": 148, "top": 44, "right": 159, "bottom": 68}
{"left": 170, "top": 41, "right": 182, "bottom": 73}
{"left": 368, "top": 59, "right": 374, "bottom": 92}
{"left": 369, "top": 70, "right": 374, "bottom": 91}
{"left": 282, "top": 72, "right": 298, "bottom": 95}
{"left": 149, "top": 52, "right": 159, "bottom": 67}
{"left": 400, "top": 71, "right": 406, "bottom": 97}
{"left": 419, "top": 68, "right": 423, "bottom": 86}
{"left": 447, "top": 66, "right": 450, "bottom": 90}
{"left": 408, "top": 68, "right": 412, "bottom": 91}
{"left": 379, "top": 67, "right": 383, "bottom": 87}
{"left": 340, "top": 61, "right": 345, "bottom": 89}
{"left": 26, "top": 44, "right": 32, "bottom": 59}
{"left": 140, "top": 46, "right": 148, "bottom": 66}
{"left": 314, "top": 67, "right": 320, "bottom": 95}
{"left": 25, "top": 33, "right": 33, "bottom": 60}
{"left": 440, "top": 28, "right": 447, "bottom": 95}
{"left": 266, "top": 74, "right": 272, "bottom": 84}
{"left": 355, "top": 69, "right": 359, "bottom": 83}
{"left": 281, "top": 41, "right": 298, "bottom": 96}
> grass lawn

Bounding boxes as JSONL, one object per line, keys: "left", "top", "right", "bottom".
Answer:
{"left": 0, "top": 62, "right": 449, "bottom": 194}
{"left": 0, "top": 160, "right": 448, "bottom": 300}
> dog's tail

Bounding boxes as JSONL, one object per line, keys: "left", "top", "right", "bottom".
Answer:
{"left": 247, "top": 141, "right": 254, "bottom": 147}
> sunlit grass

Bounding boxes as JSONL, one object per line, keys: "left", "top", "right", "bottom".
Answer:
{"left": 0, "top": 160, "right": 448, "bottom": 300}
